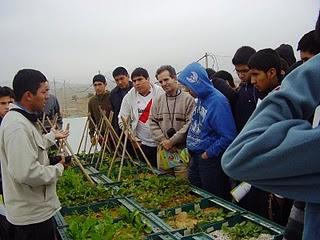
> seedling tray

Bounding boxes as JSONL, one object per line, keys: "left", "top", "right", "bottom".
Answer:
{"left": 57, "top": 167, "right": 114, "bottom": 208}
{"left": 180, "top": 233, "right": 214, "bottom": 240}
{"left": 55, "top": 198, "right": 185, "bottom": 240}
{"left": 55, "top": 198, "right": 122, "bottom": 228}
{"left": 154, "top": 198, "right": 240, "bottom": 235}
{"left": 202, "top": 214, "right": 284, "bottom": 240}
{"left": 112, "top": 175, "right": 209, "bottom": 212}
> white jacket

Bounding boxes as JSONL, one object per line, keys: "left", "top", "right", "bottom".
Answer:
{"left": 0, "top": 104, "right": 64, "bottom": 225}
{"left": 118, "top": 83, "right": 164, "bottom": 135}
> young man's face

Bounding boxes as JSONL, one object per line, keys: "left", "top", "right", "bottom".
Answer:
{"left": 114, "top": 74, "right": 129, "bottom": 89}
{"left": 0, "top": 96, "right": 13, "bottom": 118}
{"left": 157, "top": 70, "right": 177, "bottom": 96}
{"left": 250, "top": 68, "right": 277, "bottom": 93}
{"left": 235, "top": 64, "right": 251, "bottom": 83}
{"left": 132, "top": 76, "right": 150, "bottom": 96}
{"left": 93, "top": 81, "right": 107, "bottom": 95}
{"left": 30, "top": 81, "right": 49, "bottom": 112}
{"left": 300, "top": 51, "right": 314, "bottom": 62}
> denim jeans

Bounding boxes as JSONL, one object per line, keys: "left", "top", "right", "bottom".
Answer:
{"left": 303, "top": 202, "right": 320, "bottom": 240}
{"left": 188, "top": 153, "right": 229, "bottom": 200}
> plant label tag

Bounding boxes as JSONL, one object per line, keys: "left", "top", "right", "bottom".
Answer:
{"left": 207, "top": 227, "right": 214, "bottom": 232}
{"left": 195, "top": 204, "right": 200, "bottom": 211}
{"left": 231, "top": 182, "right": 252, "bottom": 202}
{"left": 175, "top": 208, "right": 182, "bottom": 214}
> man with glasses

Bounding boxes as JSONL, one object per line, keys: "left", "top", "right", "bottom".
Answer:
{"left": 232, "top": 46, "right": 259, "bottom": 132}
{"left": 231, "top": 46, "right": 269, "bottom": 219}
{"left": 88, "top": 74, "right": 112, "bottom": 144}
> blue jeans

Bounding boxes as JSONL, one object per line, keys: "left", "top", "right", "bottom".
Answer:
{"left": 188, "top": 153, "right": 230, "bottom": 200}
{"left": 303, "top": 203, "right": 320, "bottom": 240}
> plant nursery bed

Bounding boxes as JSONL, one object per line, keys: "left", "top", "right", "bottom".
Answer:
{"left": 158, "top": 198, "right": 239, "bottom": 235}
{"left": 205, "top": 214, "right": 284, "bottom": 240}
{"left": 56, "top": 198, "right": 155, "bottom": 240}
{"left": 57, "top": 167, "right": 113, "bottom": 207}
{"left": 114, "top": 175, "right": 204, "bottom": 211}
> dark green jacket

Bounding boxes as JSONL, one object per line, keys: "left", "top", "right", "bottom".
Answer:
{"left": 88, "top": 91, "right": 112, "bottom": 137}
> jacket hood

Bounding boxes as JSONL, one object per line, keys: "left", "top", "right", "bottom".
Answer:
{"left": 275, "top": 44, "right": 296, "bottom": 67}
{"left": 178, "top": 62, "right": 215, "bottom": 99}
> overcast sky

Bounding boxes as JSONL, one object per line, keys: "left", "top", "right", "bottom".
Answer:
{"left": 0, "top": 0, "right": 319, "bottom": 87}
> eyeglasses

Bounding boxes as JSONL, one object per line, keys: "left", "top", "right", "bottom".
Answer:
{"left": 235, "top": 68, "right": 250, "bottom": 74}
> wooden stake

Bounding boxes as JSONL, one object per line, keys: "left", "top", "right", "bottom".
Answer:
{"left": 107, "top": 124, "right": 126, "bottom": 177}
{"left": 45, "top": 117, "right": 95, "bottom": 185}
{"left": 77, "top": 116, "right": 89, "bottom": 154}
{"left": 37, "top": 120, "right": 59, "bottom": 149}
{"left": 89, "top": 117, "right": 103, "bottom": 165}
{"left": 98, "top": 109, "right": 134, "bottom": 163}
{"left": 121, "top": 116, "right": 156, "bottom": 174}
{"left": 117, "top": 126, "right": 129, "bottom": 181}
{"left": 98, "top": 112, "right": 114, "bottom": 170}
{"left": 83, "top": 116, "right": 90, "bottom": 153}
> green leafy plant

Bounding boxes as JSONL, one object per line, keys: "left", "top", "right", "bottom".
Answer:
{"left": 221, "top": 221, "right": 269, "bottom": 240}
{"left": 57, "top": 168, "right": 112, "bottom": 207}
{"left": 99, "top": 161, "right": 154, "bottom": 181}
{"left": 116, "top": 175, "right": 200, "bottom": 209}
{"left": 164, "top": 207, "right": 235, "bottom": 233}
{"left": 65, "top": 206, "right": 151, "bottom": 240}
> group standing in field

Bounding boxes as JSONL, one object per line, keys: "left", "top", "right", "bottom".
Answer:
{"left": 0, "top": 11, "right": 320, "bottom": 240}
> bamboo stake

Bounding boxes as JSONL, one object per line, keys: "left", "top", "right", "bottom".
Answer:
{"left": 64, "top": 140, "right": 95, "bottom": 185}
{"left": 83, "top": 117, "right": 90, "bottom": 153}
{"left": 99, "top": 109, "right": 134, "bottom": 163}
{"left": 95, "top": 128, "right": 109, "bottom": 169}
{"left": 41, "top": 112, "right": 46, "bottom": 129}
{"left": 121, "top": 116, "right": 156, "bottom": 174}
{"left": 77, "top": 116, "right": 89, "bottom": 154}
{"left": 97, "top": 112, "right": 114, "bottom": 169}
{"left": 37, "top": 120, "right": 59, "bottom": 149}
{"left": 97, "top": 108, "right": 118, "bottom": 154}
{"left": 87, "top": 140, "right": 94, "bottom": 155}
{"left": 107, "top": 124, "right": 126, "bottom": 177}
{"left": 117, "top": 126, "right": 129, "bottom": 181}
{"left": 45, "top": 117, "right": 95, "bottom": 185}
{"left": 52, "top": 114, "right": 58, "bottom": 128}
{"left": 127, "top": 133, "right": 141, "bottom": 162}
{"left": 90, "top": 117, "right": 103, "bottom": 165}
{"left": 58, "top": 123, "right": 70, "bottom": 155}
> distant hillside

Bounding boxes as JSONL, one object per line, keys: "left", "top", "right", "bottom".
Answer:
{"left": 0, "top": 80, "right": 114, "bottom": 118}
{"left": 52, "top": 81, "right": 117, "bottom": 118}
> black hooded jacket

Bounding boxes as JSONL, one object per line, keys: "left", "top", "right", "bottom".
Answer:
{"left": 233, "top": 82, "right": 259, "bottom": 132}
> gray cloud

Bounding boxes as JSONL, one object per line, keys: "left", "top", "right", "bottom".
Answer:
{"left": 0, "top": 0, "right": 319, "bottom": 86}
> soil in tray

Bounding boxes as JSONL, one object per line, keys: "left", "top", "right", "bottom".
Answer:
{"left": 209, "top": 221, "right": 274, "bottom": 240}
{"left": 64, "top": 207, "right": 152, "bottom": 240}
{"left": 57, "top": 168, "right": 112, "bottom": 207}
{"left": 116, "top": 175, "right": 201, "bottom": 209}
{"left": 164, "top": 207, "right": 234, "bottom": 233}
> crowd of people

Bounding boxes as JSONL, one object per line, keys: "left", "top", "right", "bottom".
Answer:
{"left": 0, "top": 11, "right": 319, "bottom": 240}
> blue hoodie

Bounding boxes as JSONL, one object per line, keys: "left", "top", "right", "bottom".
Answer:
{"left": 178, "top": 63, "right": 237, "bottom": 158}
{"left": 222, "top": 53, "right": 320, "bottom": 203}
